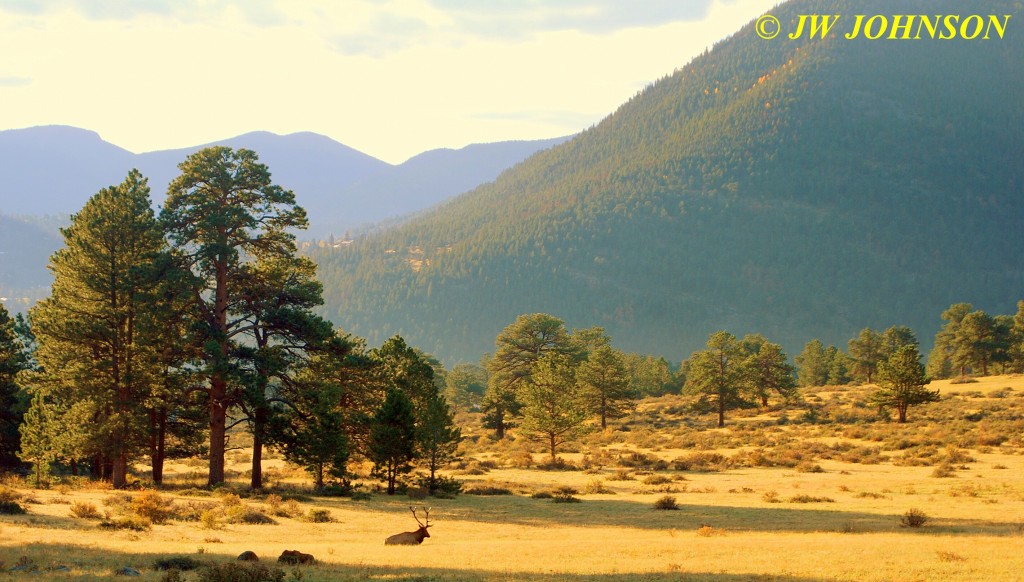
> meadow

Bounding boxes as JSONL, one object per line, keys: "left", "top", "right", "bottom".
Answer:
{"left": 1, "top": 376, "right": 1023, "bottom": 581}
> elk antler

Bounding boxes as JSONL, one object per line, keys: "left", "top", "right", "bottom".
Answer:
{"left": 423, "top": 507, "right": 431, "bottom": 527}
{"left": 410, "top": 506, "right": 425, "bottom": 528}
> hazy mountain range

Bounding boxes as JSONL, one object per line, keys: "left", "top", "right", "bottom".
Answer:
{"left": 0, "top": 126, "right": 568, "bottom": 303}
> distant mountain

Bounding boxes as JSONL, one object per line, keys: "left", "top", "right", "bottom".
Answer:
{"left": 310, "top": 0, "right": 1024, "bottom": 365}
{"left": 0, "top": 126, "right": 566, "bottom": 234}
{"left": 0, "top": 214, "right": 61, "bottom": 307}
{"left": 313, "top": 137, "right": 570, "bottom": 237}
{"left": 0, "top": 126, "right": 136, "bottom": 215}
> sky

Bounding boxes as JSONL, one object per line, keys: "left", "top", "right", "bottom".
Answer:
{"left": 0, "top": 0, "right": 768, "bottom": 164}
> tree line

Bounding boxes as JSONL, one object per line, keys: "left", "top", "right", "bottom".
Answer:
{"left": 0, "top": 148, "right": 459, "bottom": 493}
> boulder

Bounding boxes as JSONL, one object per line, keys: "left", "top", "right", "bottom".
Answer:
{"left": 237, "top": 551, "right": 259, "bottom": 562}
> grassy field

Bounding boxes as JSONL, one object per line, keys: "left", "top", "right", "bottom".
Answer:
{"left": 1, "top": 376, "right": 1023, "bottom": 581}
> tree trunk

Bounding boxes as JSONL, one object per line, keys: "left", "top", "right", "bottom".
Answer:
{"left": 549, "top": 434, "right": 557, "bottom": 461}
{"left": 250, "top": 406, "right": 266, "bottom": 489}
{"left": 208, "top": 388, "right": 227, "bottom": 486}
{"left": 112, "top": 453, "right": 128, "bottom": 489}
{"left": 494, "top": 406, "right": 505, "bottom": 440}
{"left": 718, "top": 395, "right": 726, "bottom": 428}
{"left": 150, "top": 408, "right": 167, "bottom": 486}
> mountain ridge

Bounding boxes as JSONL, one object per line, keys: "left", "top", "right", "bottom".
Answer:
{"left": 309, "top": 0, "right": 1024, "bottom": 364}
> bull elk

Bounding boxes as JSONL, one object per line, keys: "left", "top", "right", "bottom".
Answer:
{"left": 385, "top": 506, "right": 431, "bottom": 545}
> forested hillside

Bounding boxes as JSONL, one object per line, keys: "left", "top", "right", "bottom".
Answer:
{"left": 311, "top": 0, "right": 1024, "bottom": 364}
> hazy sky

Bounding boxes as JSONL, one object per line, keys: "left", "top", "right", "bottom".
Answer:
{"left": 0, "top": 0, "right": 767, "bottom": 164}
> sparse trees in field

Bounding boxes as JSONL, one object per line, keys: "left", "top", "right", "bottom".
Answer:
{"left": 417, "top": 393, "right": 462, "bottom": 494}
{"left": 161, "top": 146, "right": 308, "bottom": 486}
{"left": 871, "top": 345, "right": 938, "bottom": 423}
{"left": 929, "top": 303, "right": 1010, "bottom": 379}
{"left": 848, "top": 328, "right": 884, "bottom": 384}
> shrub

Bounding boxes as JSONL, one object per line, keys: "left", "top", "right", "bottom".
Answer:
{"left": 796, "top": 462, "right": 825, "bottom": 473}
{"left": 304, "top": 509, "right": 332, "bottom": 523}
{"left": 583, "top": 479, "right": 613, "bottom": 495}
{"left": 788, "top": 495, "right": 835, "bottom": 503}
{"left": 464, "top": 486, "right": 513, "bottom": 496}
{"left": 643, "top": 474, "right": 674, "bottom": 486}
{"left": 99, "top": 515, "right": 152, "bottom": 531}
{"left": 0, "top": 500, "right": 26, "bottom": 515}
{"left": 931, "top": 462, "right": 956, "bottom": 478}
{"left": 552, "top": 486, "right": 581, "bottom": 503}
{"left": 530, "top": 491, "right": 553, "bottom": 499}
{"left": 225, "top": 506, "right": 276, "bottom": 525}
{"left": 900, "top": 508, "right": 929, "bottom": 528}
{"left": 654, "top": 495, "right": 679, "bottom": 510}
{"left": 696, "top": 524, "right": 725, "bottom": 537}
{"left": 200, "top": 509, "right": 223, "bottom": 530}
{"left": 762, "top": 490, "right": 781, "bottom": 503}
{"left": 70, "top": 501, "right": 101, "bottom": 519}
{"left": 198, "top": 562, "right": 285, "bottom": 582}
{"left": 154, "top": 556, "right": 203, "bottom": 571}
{"left": 132, "top": 491, "right": 173, "bottom": 524}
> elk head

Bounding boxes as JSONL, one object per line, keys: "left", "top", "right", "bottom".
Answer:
{"left": 384, "top": 506, "right": 432, "bottom": 545}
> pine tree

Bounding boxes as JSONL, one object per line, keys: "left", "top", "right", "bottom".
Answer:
{"left": 368, "top": 388, "right": 417, "bottom": 495}
{"left": 685, "top": 331, "right": 752, "bottom": 427}
{"left": 871, "top": 345, "right": 938, "bottom": 423}
{"left": 161, "top": 147, "right": 308, "bottom": 486}
{"left": 29, "top": 170, "right": 165, "bottom": 488}
{"left": 417, "top": 393, "right": 461, "bottom": 494}
{"left": 848, "top": 328, "right": 883, "bottom": 384}
{"left": 740, "top": 335, "right": 796, "bottom": 407}
{"left": 484, "top": 313, "right": 575, "bottom": 439}
{"left": 518, "top": 352, "right": 590, "bottom": 460}
{"left": 18, "top": 393, "right": 57, "bottom": 487}
{"left": 578, "top": 344, "right": 633, "bottom": 429}
{"left": 0, "top": 305, "right": 28, "bottom": 468}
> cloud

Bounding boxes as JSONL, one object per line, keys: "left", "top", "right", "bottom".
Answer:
{"left": 2, "top": 0, "right": 286, "bottom": 27}
{"left": 426, "top": 0, "right": 717, "bottom": 37}
{"left": 0, "top": 76, "right": 32, "bottom": 88}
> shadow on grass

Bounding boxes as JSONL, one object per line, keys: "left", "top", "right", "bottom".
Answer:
{"left": 0, "top": 541, "right": 836, "bottom": 581}
{"left": 422, "top": 494, "right": 1021, "bottom": 536}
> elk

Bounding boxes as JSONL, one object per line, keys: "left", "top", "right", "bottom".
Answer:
{"left": 384, "top": 506, "right": 431, "bottom": 545}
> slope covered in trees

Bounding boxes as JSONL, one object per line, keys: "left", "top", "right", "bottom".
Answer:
{"left": 311, "top": 0, "right": 1024, "bottom": 364}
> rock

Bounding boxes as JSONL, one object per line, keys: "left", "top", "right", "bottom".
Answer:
{"left": 237, "top": 551, "right": 259, "bottom": 562}
{"left": 115, "top": 566, "right": 141, "bottom": 576}
{"left": 277, "top": 550, "right": 315, "bottom": 565}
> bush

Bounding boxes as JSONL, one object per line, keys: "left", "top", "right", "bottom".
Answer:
{"left": 552, "top": 486, "right": 580, "bottom": 503}
{"left": 464, "top": 486, "right": 513, "bottom": 496}
{"left": 225, "top": 506, "right": 276, "bottom": 525}
{"left": 788, "top": 495, "right": 835, "bottom": 503}
{"left": 70, "top": 501, "right": 101, "bottom": 519}
{"left": 762, "top": 490, "right": 781, "bottom": 503}
{"left": 654, "top": 495, "right": 679, "bottom": 510}
{"left": 900, "top": 508, "right": 929, "bottom": 528}
{"left": 530, "top": 491, "right": 553, "bottom": 499}
{"left": 99, "top": 515, "right": 152, "bottom": 531}
{"left": 304, "top": 509, "right": 332, "bottom": 523}
{"left": 0, "top": 500, "right": 26, "bottom": 515}
{"left": 154, "top": 556, "right": 203, "bottom": 571}
{"left": 132, "top": 491, "right": 173, "bottom": 524}
{"left": 198, "top": 562, "right": 285, "bottom": 582}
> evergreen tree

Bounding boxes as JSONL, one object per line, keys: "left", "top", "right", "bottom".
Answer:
{"left": 234, "top": 253, "right": 333, "bottom": 489}
{"left": 18, "top": 392, "right": 56, "bottom": 487}
{"left": 685, "top": 331, "right": 752, "bottom": 427}
{"left": 161, "top": 147, "right": 308, "bottom": 486}
{"left": 0, "top": 305, "right": 28, "bottom": 469}
{"left": 848, "top": 328, "right": 883, "bottom": 384}
{"left": 880, "top": 325, "right": 918, "bottom": 359}
{"left": 484, "top": 313, "right": 575, "bottom": 439}
{"left": 368, "top": 388, "right": 417, "bottom": 495}
{"left": 29, "top": 170, "right": 165, "bottom": 488}
{"left": 1011, "top": 301, "right": 1024, "bottom": 372}
{"left": 871, "top": 345, "right": 938, "bottom": 423}
{"left": 444, "top": 363, "right": 487, "bottom": 412}
{"left": 417, "top": 393, "right": 462, "bottom": 494}
{"left": 577, "top": 344, "right": 633, "bottom": 429}
{"left": 518, "top": 352, "right": 590, "bottom": 460}
{"left": 740, "top": 335, "right": 796, "bottom": 407}
{"left": 930, "top": 303, "right": 974, "bottom": 378}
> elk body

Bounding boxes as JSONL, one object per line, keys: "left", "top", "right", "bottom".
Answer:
{"left": 385, "top": 507, "right": 431, "bottom": 545}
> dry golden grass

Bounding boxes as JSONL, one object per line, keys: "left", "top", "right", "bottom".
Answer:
{"left": 1, "top": 375, "right": 1023, "bottom": 580}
